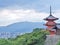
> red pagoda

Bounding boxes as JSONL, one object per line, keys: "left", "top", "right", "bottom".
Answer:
{"left": 44, "top": 6, "right": 59, "bottom": 35}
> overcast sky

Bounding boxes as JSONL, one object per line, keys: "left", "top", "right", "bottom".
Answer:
{"left": 0, "top": 0, "right": 60, "bottom": 26}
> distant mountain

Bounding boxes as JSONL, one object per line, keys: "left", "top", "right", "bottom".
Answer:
{"left": 0, "top": 22, "right": 46, "bottom": 33}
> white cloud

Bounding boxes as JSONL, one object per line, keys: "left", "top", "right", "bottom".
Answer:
{"left": 0, "top": 9, "right": 60, "bottom": 26}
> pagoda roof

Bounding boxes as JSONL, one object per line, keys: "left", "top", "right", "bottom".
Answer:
{"left": 44, "top": 6, "right": 58, "bottom": 20}
{"left": 44, "top": 15, "right": 58, "bottom": 20}
{"left": 52, "top": 23, "right": 60, "bottom": 29}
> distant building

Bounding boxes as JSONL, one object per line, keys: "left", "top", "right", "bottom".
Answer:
{"left": 44, "top": 6, "right": 60, "bottom": 35}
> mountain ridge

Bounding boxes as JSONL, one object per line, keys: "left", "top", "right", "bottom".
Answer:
{"left": 0, "top": 22, "right": 46, "bottom": 33}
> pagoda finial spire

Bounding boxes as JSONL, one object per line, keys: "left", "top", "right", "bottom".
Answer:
{"left": 50, "top": 6, "right": 52, "bottom": 15}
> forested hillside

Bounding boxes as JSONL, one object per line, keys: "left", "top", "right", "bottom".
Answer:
{"left": 0, "top": 28, "right": 48, "bottom": 45}
{"left": 57, "top": 41, "right": 60, "bottom": 45}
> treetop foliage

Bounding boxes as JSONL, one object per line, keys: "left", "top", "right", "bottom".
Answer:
{"left": 0, "top": 28, "right": 48, "bottom": 45}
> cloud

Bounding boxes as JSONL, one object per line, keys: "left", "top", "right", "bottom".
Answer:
{"left": 0, "top": 0, "right": 59, "bottom": 12}
{"left": 0, "top": 9, "right": 49, "bottom": 26}
{"left": 0, "top": 0, "right": 59, "bottom": 26}
{"left": 0, "top": 8, "right": 60, "bottom": 26}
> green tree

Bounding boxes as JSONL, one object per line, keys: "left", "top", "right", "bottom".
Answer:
{"left": 0, "top": 28, "right": 48, "bottom": 45}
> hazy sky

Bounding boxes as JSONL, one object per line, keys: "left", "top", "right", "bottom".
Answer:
{"left": 0, "top": 0, "right": 60, "bottom": 26}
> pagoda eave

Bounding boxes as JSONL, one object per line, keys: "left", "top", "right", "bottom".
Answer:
{"left": 44, "top": 18, "right": 58, "bottom": 21}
